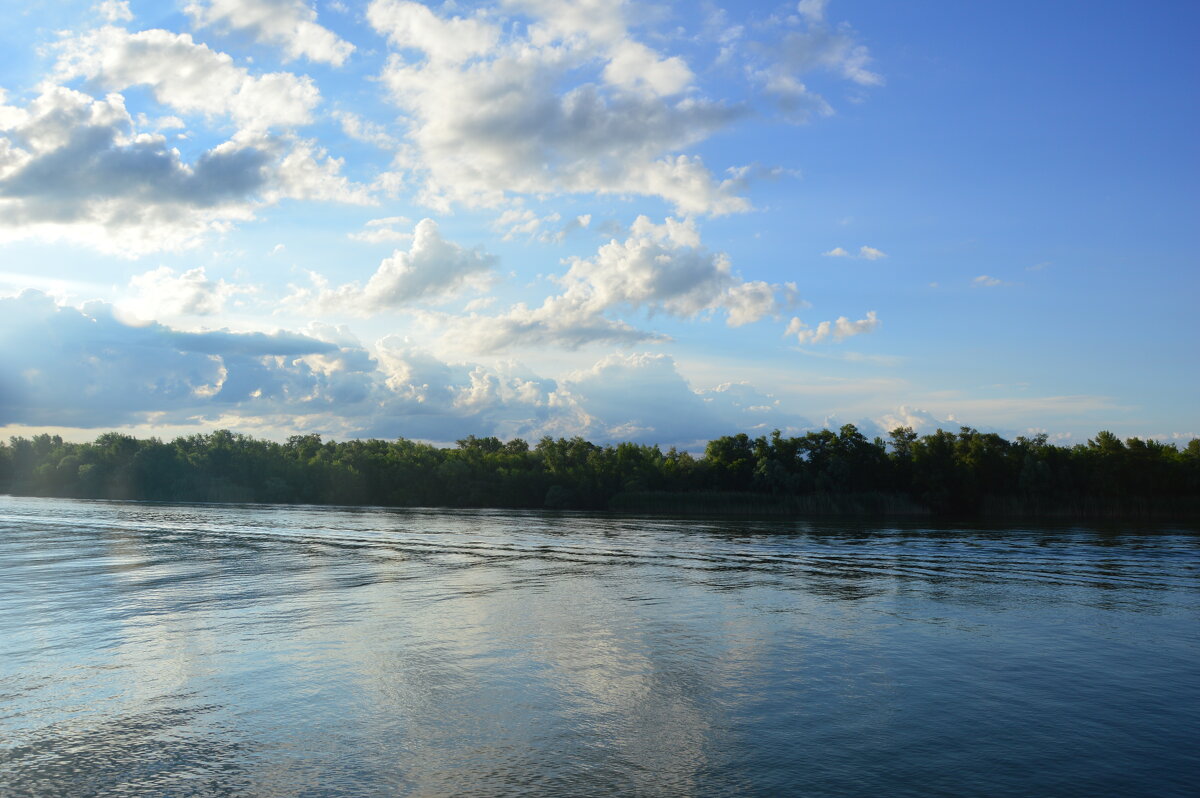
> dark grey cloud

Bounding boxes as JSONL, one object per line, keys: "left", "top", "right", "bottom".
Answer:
{"left": 0, "top": 292, "right": 340, "bottom": 427}
{"left": 0, "top": 87, "right": 367, "bottom": 253}
{"left": 0, "top": 292, "right": 808, "bottom": 446}
{"left": 0, "top": 126, "right": 270, "bottom": 217}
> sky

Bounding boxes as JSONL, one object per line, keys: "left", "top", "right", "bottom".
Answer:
{"left": 0, "top": 0, "right": 1196, "bottom": 449}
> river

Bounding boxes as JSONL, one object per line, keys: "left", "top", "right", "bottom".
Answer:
{"left": 1, "top": 496, "right": 1197, "bottom": 796}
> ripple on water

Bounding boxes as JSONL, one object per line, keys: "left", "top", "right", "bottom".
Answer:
{"left": 1, "top": 496, "right": 1198, "bottom": 797}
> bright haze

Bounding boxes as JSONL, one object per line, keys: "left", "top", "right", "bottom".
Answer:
{"left": 0, "top": 0, "right": 1195, "bottom": 448}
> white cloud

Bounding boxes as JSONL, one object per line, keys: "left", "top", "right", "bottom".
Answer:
{"left": 443, "top": 215, "right": 792, "bottom": 352}
{"left": 122, "top": 266, "right": 253, "bottom": 318}
{"left": 973, "top": 275, "right": 1006, "bottom": 287}
{"left": 505, "top": 0, "right": 627, "bottom": 47}
{"left": 369, "top": 0, "right": 747, "bottom": 214}
{"left": 872, "top": 395, "right": 1124, "bottom": 440}
{"left": 494, "top": 208, "right": 558, "bottom": 241}
{"left": 186, "top": 0, "right": 355, "bottom": 66}
{"left": 433, "top": 295, "right": 661, "bottom": 354}
{"left": 747, "top": 5, "right": 881, "bottom": 121}
{"left": 348, "top": 215, "right": 413, "bottom": 243}
{"left": 778, "top": 26, "right": 882, "bottom": 88}
{"left": 823, "top": 245, "right": 886, "bottom": 259}
{"left": 507, "top": 0, "right": 694, "bottom": 99}
{"left": 333, "top": 110, "right": 399, "bottom": 149}
{"left": 288, "top": 218, "right": 495, "bottom": 313}
{"left": 54, "top": 26, "right": 320, "bottom": 132}
{"left": 370, "top": 337, "right": 583, "bottom": 441}
{"left": 0, "top": 290, "right": 343, "bottom": 428}
{"left": 95, "top": 0, "right": 133, "bottom": 23}
{"left": 563, "top": 352, "right": 720, "bottom": 442}
{"left": 562, "top": 353, "right": 809, "bottom": 445}
{"left": 493, "top": 208, "right": 591, "bottom": 243}
{"left": 0, "top": 292, "right": 811, "bottom": 446}
{"left": 700, "top": 380, "right": 808, "bottom": 434}
{"left": 786, "top": 310, "right": 880, "bottom": 344}
{"left": 555, "top": 216, "right": 782, "bottom": 324}
{"left": 0, "top": 87, "right": 261, "bottom": 253}
{"left": 602, "top": 40, "right": 693, "bottom": 98}
{"left": 796, "top": 0, "right": 828, "bottom": 24}
{"left": 874, "top": 405, "right": 956, "bottom": 435}
{"left": 368, "top": 0, "right": 501, "bottom": 63}
{"left": 463, "top": 297, "right": 496, "bottom": 313}
{"left": 0, "top": 87, "right": 368, "bottom": 254}
{"left": 136, "top": 113, "right": 186, "bottom": 131}
{"left": 264, "top": 136, "right": 373, "bottom": 204}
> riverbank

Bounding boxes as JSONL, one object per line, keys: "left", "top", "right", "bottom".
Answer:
{"left": 4, "top": 427, "right": 1197, "bottom": 520}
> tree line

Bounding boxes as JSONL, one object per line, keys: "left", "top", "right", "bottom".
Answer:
{"left": 1, "top": 426, "right": 1197, "bottom": 518}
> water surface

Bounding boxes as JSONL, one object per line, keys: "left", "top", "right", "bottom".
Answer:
{"left": 1, "top": 496, "right": 1197, "bottom": 796}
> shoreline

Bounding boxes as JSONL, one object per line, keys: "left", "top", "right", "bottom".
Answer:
{"left": 4, "top": 489, "right": 1197, "bottom": 524}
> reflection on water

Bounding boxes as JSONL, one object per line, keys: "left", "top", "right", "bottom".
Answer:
{"left": 1, "top": 496, "right": 1197, "bottom": 797}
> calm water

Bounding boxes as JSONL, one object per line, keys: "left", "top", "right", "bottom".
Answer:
{"left": 1, "top": 497, "right": 1197, "bottom": 797}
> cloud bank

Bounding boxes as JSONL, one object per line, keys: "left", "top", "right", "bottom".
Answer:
{"left": 0, "top": 291, "right": 807, "bottom": 446}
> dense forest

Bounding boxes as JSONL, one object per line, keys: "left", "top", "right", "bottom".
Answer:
{"left": 2, "top": 426, "right": 1198, "bottom": 519}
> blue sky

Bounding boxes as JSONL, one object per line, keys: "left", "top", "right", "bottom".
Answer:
{"left": 0, "top": 0, "right": 1196, "bottom": 447}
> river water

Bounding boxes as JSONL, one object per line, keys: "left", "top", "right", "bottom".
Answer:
{"left": 1, "top": 496, "right": 1197, "bottom": 797}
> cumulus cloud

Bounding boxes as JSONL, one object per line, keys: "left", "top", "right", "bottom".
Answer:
{"left": 556, "top": 216, "right": 782, "bottom": 322}
{"left": 0, "top": 89, "right": 265, "bottom": 205}
{"left": 368, "top": 0, "right": 501, "bottom": 64}
{"left": 367, "top": 336, "right": 584, "bottom": 441}
{"left": 700, "top": 380, "right": 809, "bottom": 434}
{"left": 370, "top": 347, "right": 808, "bottom": 445}
{"left": 874, "top": 405, "right": 958, "bottom": 435}
{"left": 185, "top": 0, "right": 355, "bottom": 66}
{"left": 0, "top": 87, "right": 261, "bottom": 252}
{"left": 602, "top": 40, "right": 694, "bottom": 99}
{"left": 442, "top": 216, "right": 793, "bottom": 351}
{"left": 368, "top": 0, "right": 748, "bottom": 214}
{"left": 53, "top": 26, "right": 320, "bottom": 132}
{"left": 786, "top": 310, "right": 879, "bottom": 344}
{"left": 563, "top": 352, "right": 721, "bottom": 442}
{"left": 122, "top": 266, "right": 253, "bottom": 318}
{"left": 0, "top": 290, "right": 340, "bottom": 427}
{"left": 563, "top": 353, "right": 809, "bottom": 444}
{"left": 264, "top": 136, "right": 372, "bottom": 204}
{"left": 0, "top": 87, "right": 368, "bottom": 254}
{"left": 333, "top": 110, "right": 399, "bottom": 149}
{"left": 287, "top": 218, "right": 495, "bottom": 313}
{"left": 95, "top": 0, "right": 133, "bottom": 23}
{"left": 506, "top": 0, "right": 695, "bottom": 99}
{"left": 823, "top": 245, "right": 886, "bottom": 259}
{"left": 0, "top": 291, "right": 803, "bottom": 445}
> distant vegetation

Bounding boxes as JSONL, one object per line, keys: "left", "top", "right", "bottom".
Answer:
{"left": 2, "top": 427, "right": 1197, "bottom": 519}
